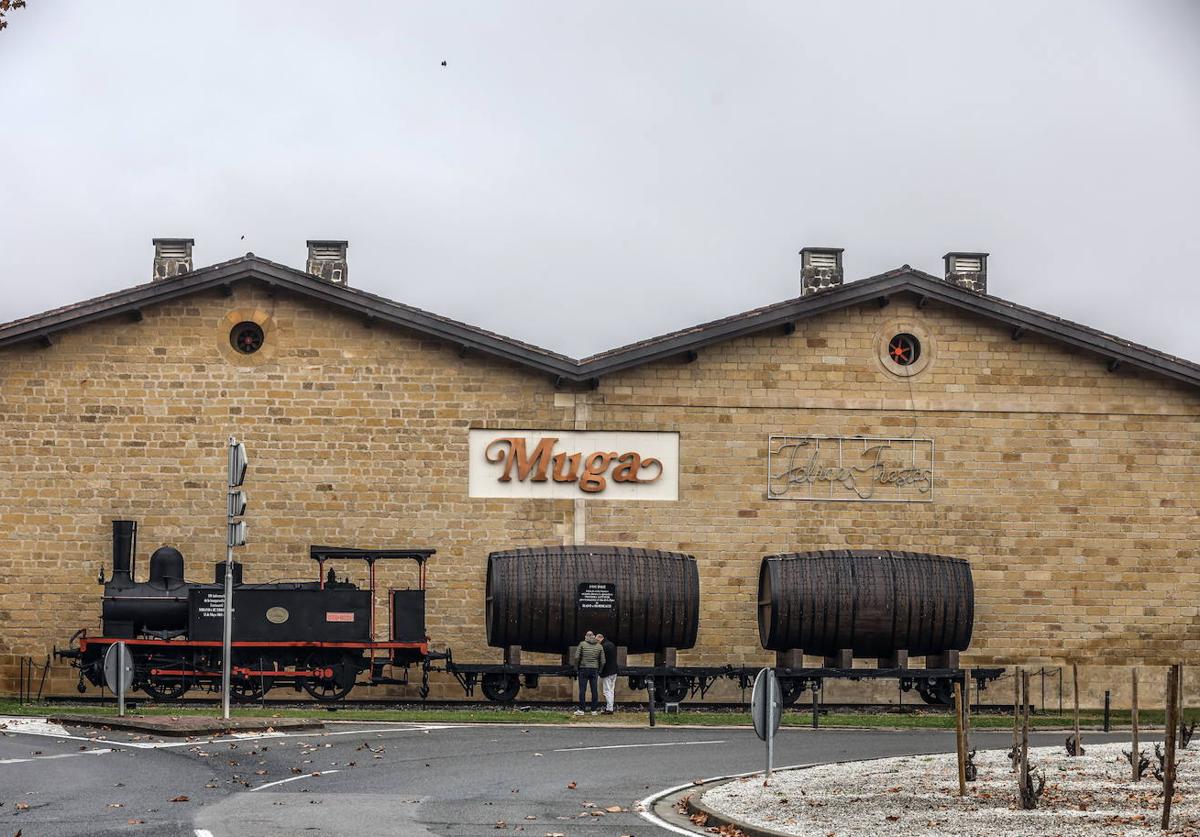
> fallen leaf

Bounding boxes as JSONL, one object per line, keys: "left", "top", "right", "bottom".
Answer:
{"left": 566, "top": 782, "right": 577, "bottom": 790}
{"left": 605, "top": 805, "right": 623, "bottom": 812}
{"left": 170, "top": 795, "right": 190, "bottom": 803}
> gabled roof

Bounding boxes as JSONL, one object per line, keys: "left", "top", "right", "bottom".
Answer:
{"left": 2, "top": 256, "right": 1199, "bottom": 390}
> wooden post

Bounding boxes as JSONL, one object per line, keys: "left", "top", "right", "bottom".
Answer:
{"left": 953, "top": 681, "right": 967, "bottom": 797}
{"left": 1012, "top": 666, "right": 1021, "bottom": 772}
{"left": 1019, "top": 668, "right": 1032, "bottom": 807}
{"left": 1072, "top": 663, "right": 1082, "bottom": 756}
{"left": 1163, "top": 664, "right": 1179, "bottom": 831}
{"left": 963, "top": 667, "right": 972, "bottom": 750}
{"left": 1177, "top": 664, "right": 1185, "bottom": 747}
{"left": 1131, "top": 667, "right": 1140, "bottom": 782}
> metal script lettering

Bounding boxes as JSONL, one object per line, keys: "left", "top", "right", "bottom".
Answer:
{"left": 767, "top": 435, "right": 934, "bottom": 502}
{"left": 485, "top": 436, "right": 663, "bottom": 494}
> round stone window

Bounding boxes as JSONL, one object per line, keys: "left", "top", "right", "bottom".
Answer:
{"left": 874, "top": 318, "right": 934, "bottom": 378}
{"left": 230, "top": 321, "right": 265, "bottom": 354}
{"left": 887, "top": 333, "right": 921, "bottom": 367}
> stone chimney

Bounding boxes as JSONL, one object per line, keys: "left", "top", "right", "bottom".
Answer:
{"left": 151, "top": 238, "right": 194, "bottom": 281}
{"left": 943, "top": 251, "right": 988, "bottom": 294}
{"left": 306, "top": 240, "right": 349, "bottom": 285}
{"left": 800, "top": 247, "right": 844, "bottom": 295}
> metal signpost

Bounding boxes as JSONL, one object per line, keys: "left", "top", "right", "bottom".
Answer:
{"left": 222, "top": 438, "right": 249, "bottom": 720}
{"left": 751, "top": 667, "right": 783, "bottom": 782}
{"left": 103, "top": 640, "right": 134, "bottom": 717}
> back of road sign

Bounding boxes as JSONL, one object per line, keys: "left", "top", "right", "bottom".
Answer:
{"left": 103, "top": 641, "right": 134, "bottom": 696}
{"left": 751, "top": 667, "right": 782, "bottom": 741}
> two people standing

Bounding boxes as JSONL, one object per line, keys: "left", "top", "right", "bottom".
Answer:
{"left": 573, "top": 630, "right": 618, "bottom": 715}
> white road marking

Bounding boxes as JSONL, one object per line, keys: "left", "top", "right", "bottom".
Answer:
{"left": 0, "top": 717, "right": 72, "bottom": 737}
{"left": 0, "top": 720, "right": 460, "bottom": 751}
{"left": 194, "top": 830, "right": 215, "bottom": 837}
{"left": 0, "top": 747, "right": 113, "bottom": 765}
{"left": 249, "top": 768, "right": 340, "bottom": 792}
{"left": 554, "top": 739, "right": 725, "bottom": 753}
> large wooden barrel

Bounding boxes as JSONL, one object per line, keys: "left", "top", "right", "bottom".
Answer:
{"left": 757, "top": 550, "right": 973, "bottom": 658}
{"left": 485, "top": 545, "right": 700, "bottom": 654}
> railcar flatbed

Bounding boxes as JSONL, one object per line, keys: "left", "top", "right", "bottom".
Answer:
{"left": 434, "top": 651, "right": 1003, "bottom": 707}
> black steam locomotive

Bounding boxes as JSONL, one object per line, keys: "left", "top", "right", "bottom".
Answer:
{"left": 59, "top": 520, "right": 434, "bottom": 702}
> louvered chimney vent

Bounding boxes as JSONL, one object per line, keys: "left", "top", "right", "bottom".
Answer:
{"left": 944, "top": 251, "right": 988, "bottom": 294}
{"left": 800, "top": 247, "right": 844, "bottom": 295}
{"left": 152, "top": 238, "right": 194, "bottom": 281}
{"left": 306, "top": 240, "right": 349, "bottom": 285}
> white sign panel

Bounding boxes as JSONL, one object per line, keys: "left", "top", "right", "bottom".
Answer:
{"left": 469, "top": 429, "right": 679, "bottom": 501}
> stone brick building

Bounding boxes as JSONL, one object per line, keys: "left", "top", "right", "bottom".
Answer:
{"left": 1, "top": 240, "right": 1197, "bottom": 706}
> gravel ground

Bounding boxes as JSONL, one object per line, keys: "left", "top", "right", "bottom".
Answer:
{"left": 702, "top": 742, "right": 1197, "bottom": 836}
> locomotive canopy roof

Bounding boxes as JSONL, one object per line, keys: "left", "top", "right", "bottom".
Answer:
{"left": 2, "top": 252, "right": 1199, "bottom": 389}
{"left": 310, "top": 545, "right": 436, "bottom": 563}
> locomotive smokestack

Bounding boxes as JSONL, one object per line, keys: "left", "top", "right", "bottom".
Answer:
{"left": 111, "top": 520, "right": 137, "bottom": 583}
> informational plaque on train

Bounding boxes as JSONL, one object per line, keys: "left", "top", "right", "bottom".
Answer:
{"left": 767, "top": 435, "right": 934, "bottom": 503}
{"left": 577, "top": 583, "right": 617, "bottom": 611}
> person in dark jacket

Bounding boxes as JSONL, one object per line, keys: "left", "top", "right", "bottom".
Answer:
{"left": 574, "top": 630, "right": 605, "bottom": 715}
{"left": 596, "top": 633, "right": 618, "bottom": 714}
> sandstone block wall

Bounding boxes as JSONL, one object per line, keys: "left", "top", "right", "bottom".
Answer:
{"left": 1, "top": 283, "right": 1196, "bottom": 707}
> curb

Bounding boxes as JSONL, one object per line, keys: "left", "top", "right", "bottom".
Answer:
{"left": 48, "top": 714, "right": 323, "bottom": 737}
{"left": 685, "top": 783, "right": 796, "bottom": 837}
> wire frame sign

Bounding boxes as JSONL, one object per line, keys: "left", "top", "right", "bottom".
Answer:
{"left": 767, "top": 435, "right": 934, "bottom": 503}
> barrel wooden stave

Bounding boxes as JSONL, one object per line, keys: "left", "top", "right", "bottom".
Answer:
{"left": 485, "top": 545, "right": 700, "bottom": 654}
{"left": 758, "top": 550, "right": 973, "bottom": 659}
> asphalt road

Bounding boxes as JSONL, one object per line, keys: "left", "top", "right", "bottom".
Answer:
{"left": 2, "top": 715, "right": 1127, "bottom": 837}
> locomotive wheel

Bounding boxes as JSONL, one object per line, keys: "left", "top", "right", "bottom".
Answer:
{"left": 301, "top": 653, "right": 358, "bottom": 702}
{"left": 141, "top": 676, "right": 191, "bottom": 702}
{"left": 230, "top": 676, "right": 271, "bottom": 703}
{"left": 480, "top": 672, "right": 520, "bottom": 703}
{"left": 302, "top": 678, "right": 354, "bottom": 703}
{"left": 653, "top": 675, "right": 690, "bottom": 705}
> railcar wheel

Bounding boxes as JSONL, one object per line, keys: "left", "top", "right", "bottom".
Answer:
{"left": 917, "top": 680, "right": 955, "bottom": 706}
{"left": 653, "top": 675, "right": 690, "bottom": 705}
{"left": 481, "top": 673, "right": 521, "bottom": 703}
{"left": 141, "top": 676, "right": 191, "bottom": 702}
{"left": 780, "top": 678, "right": 807, "bottom": 707}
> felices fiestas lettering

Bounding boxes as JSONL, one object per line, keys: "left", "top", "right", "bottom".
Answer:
{"left": 484, "top": 437, "right": 664, "bottom": 493}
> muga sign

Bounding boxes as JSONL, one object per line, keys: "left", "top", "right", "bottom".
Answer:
{"left": 468, "top": 430, "right": 679, "bottom": 500}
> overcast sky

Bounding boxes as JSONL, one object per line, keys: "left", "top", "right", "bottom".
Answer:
{"left": 2, "top": 2, "right": 1198, "bottom": 360}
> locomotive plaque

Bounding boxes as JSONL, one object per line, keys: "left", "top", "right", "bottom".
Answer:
{"left": 189, "top": 588, "right": 370, "bottom": 643}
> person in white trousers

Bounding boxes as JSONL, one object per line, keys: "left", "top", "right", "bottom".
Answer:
{"left": 596, "top": 633, "right": 618, "bottom": 714}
